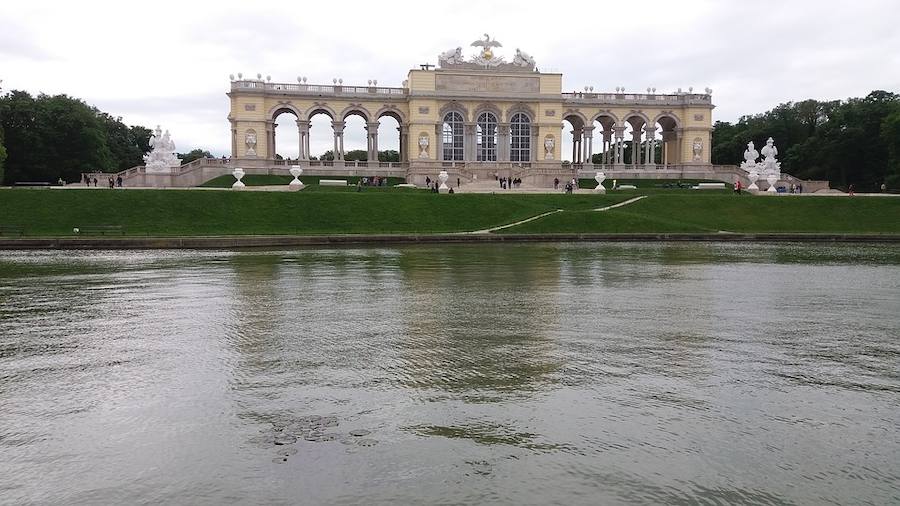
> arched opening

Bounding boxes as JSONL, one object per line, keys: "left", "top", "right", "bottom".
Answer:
{"left": 476, "top": 112, "right": 498, "bottom": 161}
{"left": 308, "top": 110, "right": 334, "bottom": 161}
{"left": 377, "top": 113, "right": 401, "bottom": 163}
{"left": 442, "top": 111, "right": 464, "bottom": 161}
{"left": 655, "top": 115, "right": 679, "bottom": 166}
{"left": 590, "top": 115, "right": 617, "bottom": 166}
{"left": 342, "top": 112, "right": 368, "bottom": 161}
{"left": 624, "top": 116, "right": 647, "bottom": 166}
{"left": 510, "top": 113, "right": 531, "bottom": 162}
{"left": 561, "top": 115, "right": 585, "bottom": 164}
{"left": 272, "top": 108, "right": 300, "bottom": 162}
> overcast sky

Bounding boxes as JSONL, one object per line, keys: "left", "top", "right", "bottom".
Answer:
{"left": 2, "top": 0, "right": 899, "bottom": 158}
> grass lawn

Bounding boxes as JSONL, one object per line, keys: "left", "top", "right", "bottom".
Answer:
{"left": 0, "top": 189, "right": 630, "bottom": 236}
{"left": 577, "top": 178, "right": 734, "bottom": 195}
{"left": 500, "top": 194, "right": 900, "bottom": 234}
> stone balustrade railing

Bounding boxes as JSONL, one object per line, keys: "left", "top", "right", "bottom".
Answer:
{"left": 231, "top": 80, "right": 407, "bottom": 97}
{"left": 561, "top": 92, "right": 712, "bottom": 106}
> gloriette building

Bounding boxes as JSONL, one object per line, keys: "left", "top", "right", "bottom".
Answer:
{"left": 223, "top": 35, "right": 715, "bottom": 187}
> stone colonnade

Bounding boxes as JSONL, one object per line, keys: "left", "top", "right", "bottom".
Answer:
{"left": 565, "top": 116, "right": 682, "bottom": 167}
{"left": 265, "top": 112, "right": 409, "bottom": 163}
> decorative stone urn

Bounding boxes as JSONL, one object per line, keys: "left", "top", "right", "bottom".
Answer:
{"left": 747, "top": 170, "right": 760, "bottom": 191}
{"left": 438, "top": 170, "right": 449, "bottom": 193}
{"left": 593, "top": 171, "right": 606, "bottom": 193}
{"left": 766, "top": 174, "right": 778, "bottom": 193}
{"left": 289, "top": 165, "right": 304, "bottom": 188}
{"left": 232, "top": 168, "right": 246, "bottom": 189}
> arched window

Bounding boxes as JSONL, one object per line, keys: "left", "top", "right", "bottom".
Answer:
{"left": 442, "top": 112, "right": 464, "bottom": 161}
{"left": 510, "top": 113, "right": 531, "bottom": 162}
{"left": 476, "top": 112, "right": 498, "bottom": 161}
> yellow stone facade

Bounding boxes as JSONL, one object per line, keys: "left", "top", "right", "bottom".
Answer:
{"left": 226, "top": 42, "right": 714, "bottom": 184}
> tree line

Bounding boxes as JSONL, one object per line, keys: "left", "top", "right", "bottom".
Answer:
{"left": 1, "top": 89, "right": 897, "bottom": 189}
{"left": 0, "top": 91, "right": 214, "bottom": 185}
{"left": 711, "top": 90, "right": 900, "bottom": 191}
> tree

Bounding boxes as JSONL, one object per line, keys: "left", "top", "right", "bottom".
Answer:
{"left": 0, "top": 91, "right": 114, "bottom": 183}
{"left": 378, "top": 150, "right": 399, "bottom": 162}
{"left": 344, "top": 149, "right": 367, "bottom": 161}
{"left": 0, "top": 90, "right": 156, "bottom": 183}
{"left": 178, "top": 148, "right": 213, "bottom": 164}
{"left": 710, "top": 91, "right": 900, "bottom": 191}
{"left": 99, "top": 113, "right": 151, "bottom": 170}
{"left": 320, "top": 150, "right": 335, "bottom": 161}
{"left": 0, "top": 125, "right": 6, "bottom": 185}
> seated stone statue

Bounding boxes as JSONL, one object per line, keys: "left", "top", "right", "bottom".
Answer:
{"left": 439, "top": 47, "right": 463, "bottom": 65}
{"left": 513, "top": 48, "right": 535, "bottom": 68}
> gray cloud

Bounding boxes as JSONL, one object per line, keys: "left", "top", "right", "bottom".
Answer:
{"left": 1, "top": 0, "right": 897, "bottom": 158}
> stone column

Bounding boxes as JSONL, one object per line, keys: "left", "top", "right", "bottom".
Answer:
{"left": 366, "top": 122, "right": 380, "bottom": 162}
{"left": 613, "top": 126, "right": 626, "bottom": 165}
{"left": 435, "top": 124, "right": 444, "bottom": 162}
{"left": 631, "top": 128, "right": 642, "bottom": 166}
{"left": 332, "top": 120, "right": 345, "bottom": 161}
{"left": 265, "top": 120, "right": 275, "bottom": 160}
{"left": 464, "top": 123, "right": 477, "bottom": 162}
{"left": 673, "top": 128, "right": 684, "bottom": 164}
{"left": 644, "top": 125, "right": 657, "bottom": 166}
{"left": 602, "top": 131, "right": 612, "bottom": 166}
{"left": 399, "top": 124, "right": 409, "bottom": 163}
{"left": 498, "top": 123, "right": 510, "bottom": 162}
{"left": 230, "top": 120, "right": 238, "bottom": 158}
{"left": 660, "top": 131, "right": 674, "bottom": 166}
{"left": 296, "top": 120, "right": 310, "bottom": 161}
{"left": 583, "top": 126, "right": 594, "bottom": 166}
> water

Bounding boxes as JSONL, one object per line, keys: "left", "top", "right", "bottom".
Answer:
{"left": 0, "top": 243, "right": 898, "bottom": 505}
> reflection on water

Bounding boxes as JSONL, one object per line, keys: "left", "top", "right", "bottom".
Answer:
{"left": 0, "top": 243, "right": 898, "bottom": 505}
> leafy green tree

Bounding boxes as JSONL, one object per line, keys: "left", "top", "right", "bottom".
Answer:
{"left": 710, "top": 91, "right": 899, "bottom": 191}
{"left": 100, "top": 113, "right": 151, "bottom": 170}
{"left": 178, "top": 148, "right": 213, "bottom": 164}
{"left": 0, "top": 91, "right": 114, "bottom": 183}
{"left": 0, "top": 127, "right": 6, "bottom": 185}
{"left": 344, "top": 149, "right": 367, "bottom": 161}
{"left": 378, "top": 150, "right": 399, "bottom": 162}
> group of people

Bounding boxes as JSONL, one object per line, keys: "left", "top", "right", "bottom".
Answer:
{"left": 553, "top": 177, "right": 579, "bottom": 193}
{"left": 81, "top": 174, "right": 123, "bottom": 188}
{"left": 422, "top": 176, "right": 456, "bottom": 193}
{"left": 497, "top": 177, "right": 522, "bottom": 189}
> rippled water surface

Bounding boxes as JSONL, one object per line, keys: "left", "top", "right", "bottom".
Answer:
{"left": 1, "top": 243, "right": 899, "bottom": 505}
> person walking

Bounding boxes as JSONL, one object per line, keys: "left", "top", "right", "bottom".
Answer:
{"left": 848, "top": 184, "right": 855, "bottom": 196}
{"left": 734, "top": 180, "right": 742, "bottom": 194}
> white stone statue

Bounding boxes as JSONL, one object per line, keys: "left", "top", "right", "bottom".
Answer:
{"left": 593, "top": 171, "right": 606, "bottom": 193}
{"left": 438, "top": 47, "right": 464, "bottom": 66}
{"left": 740, "top": 140, "right": 760, "bottom": 173}
{"left": 143, "top": 125, "right": 181, "bottom": 173}
{"left": 743, "top": 141, "right": 759, "bottom": 165}
{"left": 438, "top": 170, "right": 449, "bottom": 193}
{"left": 245, "top": 130, "right": 258, "bottom": 157}
{"left": 544, "top": 137, "right": 555, "bottom": 159}
{"left": 418, "top": 135, "right": 429, "bottom": 158}
{"left": 512, "top": 48, "right": 536, "bottom": 68}
{"left": 692, "top": 139, "right": 703, "bottom": 161}
{"left": 289, "top": 165, "right": 304, "bottom": 188}
{"left": 232, "top": 167, "right": 245, "bottom": 189}
{"left": 760, "top": 137, "right": 781, "bottom": 174}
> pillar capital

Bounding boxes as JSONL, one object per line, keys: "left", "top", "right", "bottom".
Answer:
{"left": 331, "top": 120, "right": 345, "bottom": 133}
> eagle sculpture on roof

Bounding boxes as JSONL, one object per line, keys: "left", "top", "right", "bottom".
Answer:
{"left": 471, "top": 34, "right": 502, "bottom": 59}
